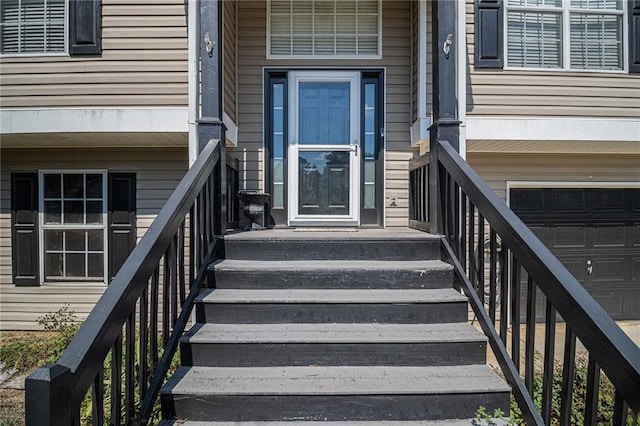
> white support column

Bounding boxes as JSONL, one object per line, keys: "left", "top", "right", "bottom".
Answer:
{"left": 188, "top": 0, "right": 199, "bottom": 166}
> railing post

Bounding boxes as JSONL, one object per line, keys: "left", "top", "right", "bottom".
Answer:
{"left": 428, "top": 132, "right": 441, "bottom": 235}
{"left": 25, "top": 364, "right": 73, "bottom": 426}
{"left": 428, "top": 0, "right": 461, "bottom": 236}
{"left": 214, "top": 142, "right": 227, "bottom": 235}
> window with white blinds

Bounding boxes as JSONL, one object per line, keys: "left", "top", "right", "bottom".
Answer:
{"left": 268, "top": 0, "right": 380, "bottom": 58}
{"left": 1, "top": 0, "right": 66, "bottom": 55}
{"left": 506, "top": 0, "right": 624, "bottom": 70}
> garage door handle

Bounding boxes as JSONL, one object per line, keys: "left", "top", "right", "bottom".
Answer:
{"left": 587, "top": 260, "right": 593, "bottom": 276}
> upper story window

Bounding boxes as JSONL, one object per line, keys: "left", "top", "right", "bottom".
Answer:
{"left": 0, "top": 0, "right": 66, "bottom": 55}
{"left": 268, "top": 0, "right": 381, "bottom": 58}
{"left": 506, "top": 0, "right": 624, "bottom": 70}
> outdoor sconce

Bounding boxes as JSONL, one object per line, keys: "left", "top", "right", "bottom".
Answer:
{"left": 443, "top": 33, "right": 453, "bottom": 58}
{"left": 204, "top": 32, "right": 214, "bottom": 55}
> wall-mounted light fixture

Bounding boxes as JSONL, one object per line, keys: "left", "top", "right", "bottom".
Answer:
{"left": 443, "top": 34, "right": 453, "bottom": 58}
{"left": 204, "top": 32, "right": 214, "bottom": 55}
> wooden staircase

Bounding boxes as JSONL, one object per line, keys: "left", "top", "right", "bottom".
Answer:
{"left": 159, "top": 229, "right": 510, "bottom": 424}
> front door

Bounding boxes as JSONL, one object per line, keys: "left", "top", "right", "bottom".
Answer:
{"left": 288, "top": 72, "right": 360, "bottom": 226}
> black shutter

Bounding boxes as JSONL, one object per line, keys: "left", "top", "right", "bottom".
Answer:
{"left": 630, "top": 0, "right": 640, "bottom": 73}
{"left": 475, "top": 0, "right": 504, "bottom": 68}
{"left": 108, "top": 173, "right": 136, "bottom": 282}
{"left": 11, "top": 173, "right": 39, "bottom": 287}
{"left": 69, "top": 0, "right": 102, "bottom": 55}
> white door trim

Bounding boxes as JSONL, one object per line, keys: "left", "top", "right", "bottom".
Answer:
{"left": 287, "top": 71, "right": 361, "bottom": 225}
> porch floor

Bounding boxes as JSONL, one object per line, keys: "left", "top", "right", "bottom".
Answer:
{"left": 224, "top": 227, "right": 439, "bottom": 240}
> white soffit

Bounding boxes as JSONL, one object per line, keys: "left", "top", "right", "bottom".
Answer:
{"left": 467, "top": 140, "right": 640, "bottom": 154}
{"left": 1, "top": 108, "right": 189, "bottom": 134}
{"left": 466, "top": 117, "right": 640, "bottom": 143}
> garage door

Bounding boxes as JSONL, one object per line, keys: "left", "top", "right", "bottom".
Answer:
{"left": 510, "top": 188, "right": 640, "bottom": 320}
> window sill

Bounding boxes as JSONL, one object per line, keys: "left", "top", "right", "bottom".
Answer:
{"left": 43, "top": 282, "right": 107, "bottom": 287}
{"left": 501, "top": 66, "right": 630, "bottom": 75}
{"left": 0, "top": 52, "right": 69, "bottom": 59}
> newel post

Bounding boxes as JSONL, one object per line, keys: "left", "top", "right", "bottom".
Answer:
{"left": 428, "top": 0, "right": 461, "bottom": 235}
{"left": 25, "top": 364, "right": 73, "bottom": 425}
{"left": 198, "top": 0, "right": 227, "bottom": 234}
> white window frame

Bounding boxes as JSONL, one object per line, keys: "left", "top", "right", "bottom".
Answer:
{"left": 503, "top": 0, "right": 628, "bottom": 73}
{"left": 0, "top": 0, "right": 69, "bottom": 58}
{"left": 38, "top": 170, "right": 108, "bottom": 286}
{"left": 266, "top": 0, "right": 382, "bottom": 60}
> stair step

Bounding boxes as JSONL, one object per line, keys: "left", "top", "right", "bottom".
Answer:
{"left": 211, "top": 259, "right": 453, "bottom": 289}
{"left": 223, "top": 234, "right": 441, "bottom": 261}
{"left": 180, "top": 323, "right": 487, "bottom": 367}
{"left": 195, "top": 289, "right": 468, "bottom": 324}
{"left": 159, "top": 420, "right": 512, "bottom": 426}
{"left": 160, "top": 365, "right": 510, "bottom": 422}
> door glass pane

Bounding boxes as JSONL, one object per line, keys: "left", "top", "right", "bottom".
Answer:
{"left": 298, "top": 151, "right": 349, "bottom": 215}
{"left": 299, "top": 82, "right": 350, "bottom": 145}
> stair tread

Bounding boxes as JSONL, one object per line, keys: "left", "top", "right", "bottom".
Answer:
{"left": 197, "top": 288, "right": 467, "bottom": 304}
{"left": 162, "top": 365, "right": 510, "bottom": 396}
{"left": 214, "top": 259, "right": 452, "bottom": 271}
{"left": 224, "top": 228, "right": 440, "bottom": 241}
{"left": 183, "top": 322, "right": 487, "bottom": 344}
{"left": 160, "top": 420, "right": 508, "bottom": 426}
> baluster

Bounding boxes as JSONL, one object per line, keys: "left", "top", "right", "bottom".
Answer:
{"left": 179, "top": 221, "right": 186, "bottom": 306}
{"left": 613, "top": 391, "right": 629, "bottom": 426}
{"left": 423, "top": 165, "right": 429, "bottom": 222}
{"left": 584, "top": 354, "right": 600, "bottom": 426}
{"left": 489, "top": 229, "right": 497, "bottom": 324}
{"left": 450, "top": 180, "right": 457, "bottom": 248}
{"left": 524, "top": 275, "right": 536, "bottom": 395}
{"left": 499, "top": 242, "right": 508, "bottom": 344}
{"left": 460, "top": 194, "right": 467, "bottom": 271}
{"left": 150, "top": 268, "right": 160, "bottom": 367}
{"left": 139, "top": 284, "right": 149, "bottom": 404}
{"left": 189, "top": 205, "right": 196, "bottom": 288}
{"left": 468, "top": 202, "right": 475, "bottom": 284}
{"left": 125, "top": 310, "right": 136, "bottom": 423}
{"left": 559, "top": 328, "right": 577, "bottom": 426}
{"left": 198, "top": 189, "right": 206, "bottom": 266}
{"left": 162, "top": 250, "right": 170, "bottom": 346}
{"left": 171, "top": 234, "right": 179, "bottom": 326}
{"left": 477, "top": 214, "right": 485, "bottom": 305}
{"left": 111, "top": 333, "right": 123, "bottom": 425}
{"left": 510, "top": 256, "right": 521, "bottom": 372}
{"left": 542, "top": 300, "right": 556, "bottom": 425}
{"left": 91, "top": 367, "right": 104, "bottom": 426}
{"left": 207, "top": 172, "right": 219, "bottom": 236}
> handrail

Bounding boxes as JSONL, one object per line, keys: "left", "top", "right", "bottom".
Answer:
{"left": 25, "top": 139, "right": 226, "bottom": 425}
{"left": 413, "top": 139, "right": 640, "bottom": 424}
{"left": 437, "top": 140, "right": 640, "bottom": 411}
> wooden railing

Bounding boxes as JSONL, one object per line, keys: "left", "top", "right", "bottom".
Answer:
{"left": 25, "top": 139, "right": 227, "bottom": 425}
{"left": 410, "top": 140, "right": 640, "bottom": 425}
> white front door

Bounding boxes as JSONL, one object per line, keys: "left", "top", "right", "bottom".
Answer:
{"left": 288, "top": 71, "right": 361, "bottom": 226}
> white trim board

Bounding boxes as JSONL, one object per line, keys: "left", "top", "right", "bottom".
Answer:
{"left": 466, "top": 117, "right": 640, "bottom": 142}
{"left": 1, "top": 108, "right": 189, "bottom": 134}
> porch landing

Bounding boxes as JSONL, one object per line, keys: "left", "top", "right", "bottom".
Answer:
{"left": 224, "top": 227, "right": 438, "bottom": 240}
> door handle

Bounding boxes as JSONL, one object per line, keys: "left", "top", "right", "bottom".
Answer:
{"left": 351, "top": 144, "right": 358, "bottom": 156}
{"left": 587, "top": 260, "right": 593, "bottom": 276}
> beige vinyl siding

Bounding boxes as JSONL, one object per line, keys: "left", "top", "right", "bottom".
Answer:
{"left": 233, "top": 0, "right": 415, "bottom": 227}
{"left": 0, "top": 147, "right": 188, "bottom": 330}
{"left": 467, "top": 152, "right": 640, "bottom": 202}
{"left": 224, "top": 0, "right": 238, "bottom": 124}
{"left": 465, "top": 0, "right": 640, "bottom": 118}
{"left": 0, "top": 0, "right": 188, "bottom": 108}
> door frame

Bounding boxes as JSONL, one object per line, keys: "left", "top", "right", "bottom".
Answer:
{"left": 264, "top": 69, "right": 385, "bottom": 228}
{"left": 287, "top": 71, "right": 361, "bottom": 226}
